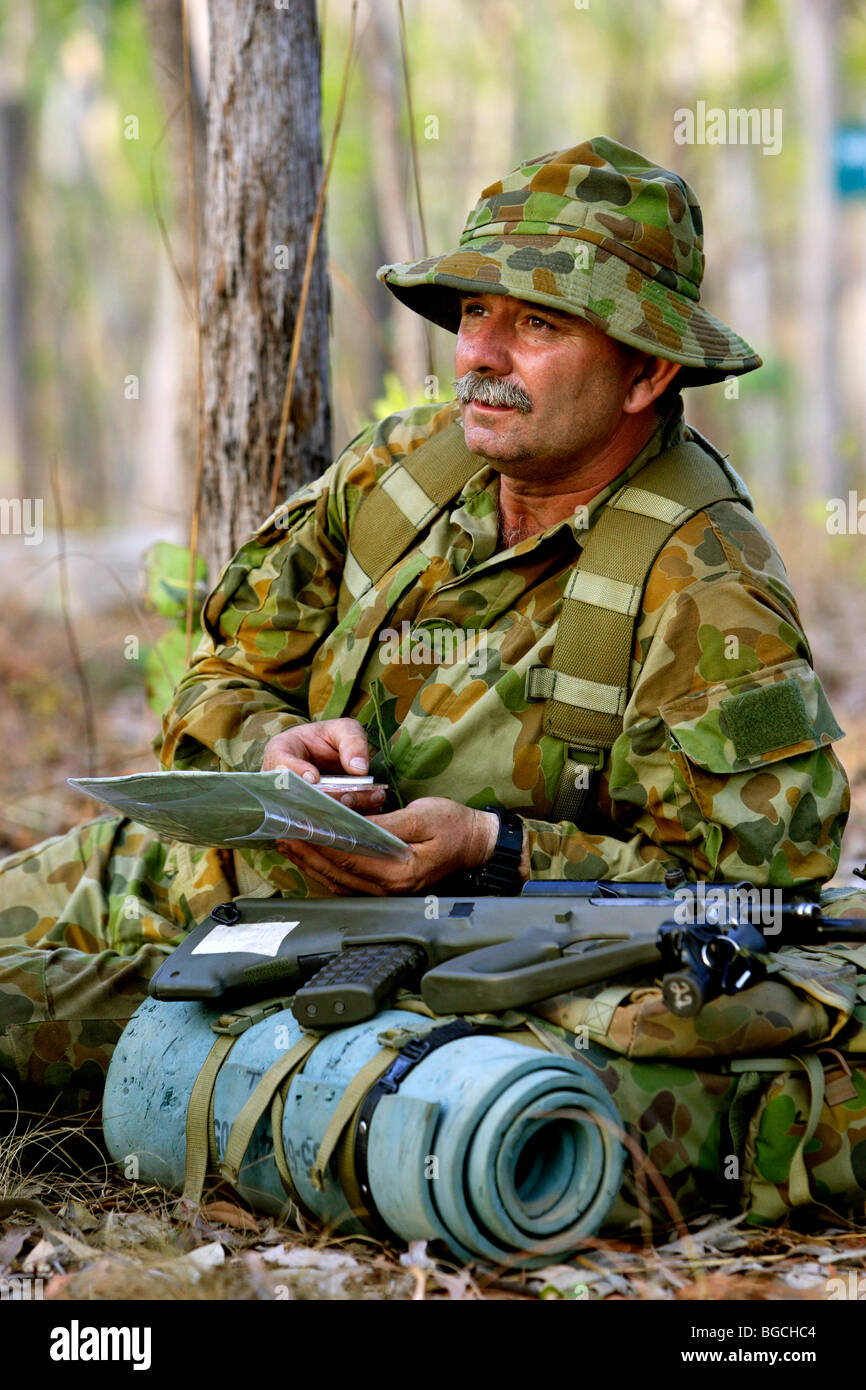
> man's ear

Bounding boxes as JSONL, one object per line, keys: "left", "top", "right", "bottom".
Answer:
{"left": 622, "top": 356, "right": 681, "bottom": 414}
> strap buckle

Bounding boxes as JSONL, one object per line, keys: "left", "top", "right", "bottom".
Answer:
{"left": 524, "top": 665, "right": 551, "bottom": 701}
{"left": 378, "top": 1035, "right": 435, "bottom": 1093}
{"left": 566, "top": 745, "right": 605, "bottom": 771}
{"left": 211, "top": 997, "right": 294, "bottom": 1036}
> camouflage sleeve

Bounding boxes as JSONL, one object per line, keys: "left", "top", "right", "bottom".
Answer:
{"left": 157, "top": 426, "right": 376, "bottom": 773}
{"left": 157, "top": 402, "right": 466, "bottom": 773}
{"left": 523, "top": 502, "right": 850, "bottom": 888}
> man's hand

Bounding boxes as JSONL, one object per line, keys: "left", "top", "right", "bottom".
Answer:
{"left": 262, "top": 718, "right": 385, "bottom": 811}
{"left": 275, "top": 797, "right": 505, "bottom": 896}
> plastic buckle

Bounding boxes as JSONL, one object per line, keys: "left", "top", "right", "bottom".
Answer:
{"left": 211, "top": 997, "right": 293, "bottom": 1036}
{"left": 378, "top": 1037, "right": 432, "bottom": 1093}
{"left": 401, "top": 1036, "right": 432, "bottom": 1063}
{"left": 567, "top": 745, "right": 605, "bottom": 772}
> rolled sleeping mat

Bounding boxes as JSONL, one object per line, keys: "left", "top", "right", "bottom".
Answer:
{"left": 103, "top": 997, "right": 625, "bottom": 1269}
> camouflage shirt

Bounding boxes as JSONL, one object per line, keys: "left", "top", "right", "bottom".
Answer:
{"left": 158, "top": 400, "right": 849, "bottom": 891}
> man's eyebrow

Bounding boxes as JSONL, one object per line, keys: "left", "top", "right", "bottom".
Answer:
{"left": 458, "top": 294, "right": 574, "bottom": 322}
{"left": 524, "top": 304, "right": 572, "bottom": 321}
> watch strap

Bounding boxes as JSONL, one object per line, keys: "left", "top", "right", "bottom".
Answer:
{"left": 468, "top": 806, "right": 524, "bottom": 895}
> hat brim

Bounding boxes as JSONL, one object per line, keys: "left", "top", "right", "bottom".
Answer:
{"left": 377, "top": 235, "right": 761, "bottom": 388}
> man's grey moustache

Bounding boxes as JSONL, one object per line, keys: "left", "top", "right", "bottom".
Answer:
{"left": 453, "top": 373, "right": 533, "bottom": 414}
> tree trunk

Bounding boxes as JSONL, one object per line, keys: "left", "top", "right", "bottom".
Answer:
{"left": 199, "top": 0, "right": 331, "bottom": 581}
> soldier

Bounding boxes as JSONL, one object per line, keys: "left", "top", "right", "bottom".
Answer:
{"left": 0, "top": 138, "right": 850, "bottom": 1108}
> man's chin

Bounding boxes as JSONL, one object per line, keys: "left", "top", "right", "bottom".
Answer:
{"left": 461, "top": 406, "right": 526, "bottom": 458}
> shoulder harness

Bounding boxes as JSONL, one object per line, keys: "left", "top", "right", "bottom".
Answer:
{"left": 336, "top": 417, "right": 753, "bottom": 825}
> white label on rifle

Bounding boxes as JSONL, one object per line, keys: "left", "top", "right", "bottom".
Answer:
{"left": 190, "top": 922, "right": 299, "bottom": 956}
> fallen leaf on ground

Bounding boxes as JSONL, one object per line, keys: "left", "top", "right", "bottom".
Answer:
{"left": 432, "top": 1269, "right": 475, "bottom": 1299}
{"left": 259, "top": 1244, "right": 361, "bottom": 1272}
{"left": 58, "top": 1199, "right": 99, "bottom": 1231}
{"left": 174, "top": 1242, "right": 226, "bottom": 1279}
{"left": 201, "top": 1201, "right": 260, "bottom": 1232}
{"left": 23, "top": 1237, "right": 63, "bottom": 1275}
{"left": 0, "top": 1226, "right": 31, "bottom": 1272}
{"left": 399, "top": 1239, "right": 435, "bottom": 1272}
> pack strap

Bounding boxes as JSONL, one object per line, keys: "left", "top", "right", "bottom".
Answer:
{"left": 181, "top": 1032, "right": 237, "bottom": 1206}
{"left": 219, "top": 1031, "right": 321, "bottom": 1186}
{"left": 180, "top": 997, "right": 308, "bottom": 1208}
{"left": 526, "top": 439, "right": 746, "bottom": 822}
{"left": 730, "top": 1052, "right": 826, "bottom": 1207}
{"left": 338, "top": 421, "right": 481, "bottom": 613}
{"left": 309, "top": 1045, "right": 401, "bottom": 1192}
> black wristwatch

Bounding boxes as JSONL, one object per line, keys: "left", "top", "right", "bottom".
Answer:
{"left": 466, "top": 806, "right": 525, "bottom": 895}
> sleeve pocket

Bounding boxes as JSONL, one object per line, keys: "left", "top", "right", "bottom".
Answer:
{"left": 657, "top": 658, "right": 845, "bottom": 776}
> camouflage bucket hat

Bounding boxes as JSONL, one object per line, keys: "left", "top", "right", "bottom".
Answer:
{"left": 377, "top": 137, "right": 761, "bottom": 387}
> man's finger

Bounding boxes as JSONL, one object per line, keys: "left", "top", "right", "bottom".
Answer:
{"left": 332, "top": 720, "right": 371, "bottom": 776}
{"left": 317, "top": 786, "right": 387, "bottom": 811}
{"left": 291, "top": 859, "right": 353, "bottom": 896}
{"left": 276, "top": 840, "right": 392, "bottom": 895}
{"left": 365, "top": 807, "right": 425, "bottom": 842}
{"left": 262, "top": 752, "right": 320, "bottom": 782}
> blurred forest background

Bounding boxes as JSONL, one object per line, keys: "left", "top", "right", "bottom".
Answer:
{"left": 0, "top": 0, "right": 865, "bottom": 879}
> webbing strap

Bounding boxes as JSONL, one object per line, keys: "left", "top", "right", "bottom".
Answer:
{"left": 730, "top": 1052, "right": 826, "bottom": 1207}
{"left": 550, "top": 748, "right": 605, "bottom": 827}
{"left": 335, "top": 1114, "right": 372, "bottom": 1230}
{"left": 181, "top": 1032, "right": 237, "bottom": 1205}
{"left": 788, "top": 1052, "right": 826, "bottom": 1207}
{"left": 519, "top": 1018, "right": 576, "bottom": 1057}
{"left": 339, "top": 414, "right": 749, "bottom": 828}
{"left": 309, "top": 1046, "right": 400, "bottom": 1192}
{"left": 337, "top": 421, "right": 481, "bottom": 615}
{"left": 727, "top": 1068, "right": 768, "bottom": 1158}
{"left": 526, "top": 666, "right": 627, "bottom": 718}
{"left": 270, "top": 1080, "right": 310, "bottom": 1220}
{"left": 609, "top": 486, "right": 691, "bottom": 525}
{"left": 541, "top": 441, "right": 741, "bottom": 751}
{"left": 219, "top": 1032, "right": 321, "bottom": 1185}
{"left": 528, "top": 439, "right": 745, "bottom": 820}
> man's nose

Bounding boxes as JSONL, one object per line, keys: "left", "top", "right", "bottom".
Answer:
{"left": 457, "top": 317, "right": 513, "bottom": 375}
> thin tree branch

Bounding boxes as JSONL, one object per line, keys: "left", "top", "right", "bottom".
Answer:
{"left": 268, "top": 1, "right": 359, "bottom": 514}
{"left": 396, "top": 0, "right": 434, "bottom": 379}
{"left": 150, "top": 94, "right": 194, "bottom": 320}
{"left": 396, "top": 0, "right": 428, "bottom": 258}
{"left": 182, "top": 0, "right": 205, "bottom": 664}
{"left": 48, "top": 457, "right": 97, "bottom": 777}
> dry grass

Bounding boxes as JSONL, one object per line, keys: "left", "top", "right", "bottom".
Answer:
{"left": 2, "top": 1098, "right": 866, "bottom": 1302}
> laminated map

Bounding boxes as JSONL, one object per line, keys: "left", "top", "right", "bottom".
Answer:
{"left": 68, "top": 770, "right": 408, "bottom": 858}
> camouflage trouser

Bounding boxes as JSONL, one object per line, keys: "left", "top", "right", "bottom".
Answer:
{"left": 2, "top": 810, "right": 864, "bottom": 1115}
{"left": 0, "top": 814, "right": 242, "bottom": 1112}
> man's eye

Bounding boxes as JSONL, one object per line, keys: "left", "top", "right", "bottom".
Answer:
{"left": 526, "top": 315, "right": 554, "bottom": 330}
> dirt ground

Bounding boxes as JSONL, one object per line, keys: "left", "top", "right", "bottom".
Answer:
{"left": 1, "top": 513, "right": 866, "bottom": 1301}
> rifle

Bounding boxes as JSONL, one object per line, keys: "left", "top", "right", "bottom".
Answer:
{"left": 148, "top": 880, "right": 866, "bottom": 1024}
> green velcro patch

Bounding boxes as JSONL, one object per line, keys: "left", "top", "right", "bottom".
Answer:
{"left": 720, "top": 677, "right": 814, "bottom": 760}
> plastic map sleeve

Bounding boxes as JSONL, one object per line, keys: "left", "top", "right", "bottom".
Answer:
{"left": 67, "top": 770, "right": 410, "bottom": 859}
